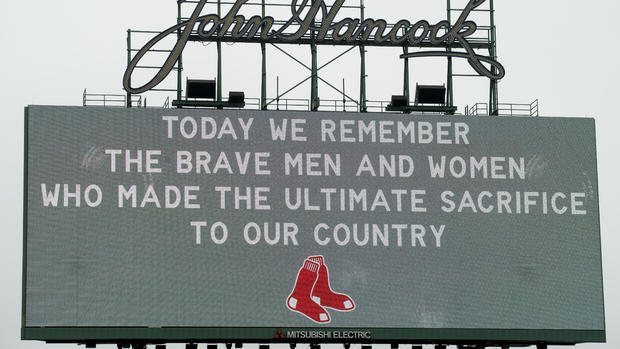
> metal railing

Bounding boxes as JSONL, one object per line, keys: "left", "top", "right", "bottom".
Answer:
{"left": 465, "top": 100, "right": 539, "bottom": 117}
{"left": 365, "top": 100, "right": 390, "bottom": 113}
{"left": 244, "top": 98, "right": 261, "bottom": 109}
{"left": 317, "top": 99, "right": 360, "bottom": 112}
{"left": 529, "top": 99, "right": 540, "bottom": 116}
{"left": 83, "top": 89, "right": 142, "bottom": 107}
{"left": 269, "top": 98, "right": 310, "bottom": 111}
{"left": 83, "top": 89, "right": 540, "bottom": 118}
{"left": 465, "top": 103, "right": 488, "bottom": 116}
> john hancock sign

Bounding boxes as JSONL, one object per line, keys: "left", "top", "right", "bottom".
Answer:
{"left": 123, "top": 0, "right": 506, "bottom": 94}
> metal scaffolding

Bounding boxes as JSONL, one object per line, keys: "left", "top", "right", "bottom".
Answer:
{"left": 123, "top": 0, "right": 502, "bottom": 114}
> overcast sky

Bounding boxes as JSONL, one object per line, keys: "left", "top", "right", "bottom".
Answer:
{"left": 1, "top": 1, "right": 618, "bottom": 349}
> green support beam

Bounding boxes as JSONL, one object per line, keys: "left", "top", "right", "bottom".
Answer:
{"left": 311, "top": 42, "right": 319, "bottom": 111}
{"left": 261, "top": 0, "right": 267, "bottom": 110}
{"left": 126, "top": 30, "right": 132, "bottom": 108}
{"left": 217, "top": 0, "right": 223, "bottom": 109}
{"left": 386, "top": 105, "right": 457, "bottom": 114}
{"left": 446, "top": 0, "right": 454, "bottom": 108}
{"left": 310, "top": 0, "right": 319, "bottom": 111}
{"left": 342, "top": 78, "right": 346, "bottom": 111}
{"left": 359, "top": 0, "right": 367, "bottom": 112}
{"left": 403, "top": 46, "right": 410, "bottom": 103}
{"left": 176, "top": 2, "right": 183, "bottom": 106}
{"left": 489, "top": 0, "right": 499, "bottom": 115}
{"left": 172, "top": 100, "right": 245, "bottom": 109}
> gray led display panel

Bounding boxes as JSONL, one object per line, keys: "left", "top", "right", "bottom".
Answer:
{"left": 23, "top": 106, "right": 604, "bottom": 343}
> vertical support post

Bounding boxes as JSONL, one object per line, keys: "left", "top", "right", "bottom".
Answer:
{"left": 342, "top": 78, "right": 346, "bottom": 112}
{"left": 217, "top": 0, "right": 223, "bottom": 108}
{"left": 446, "top": 0, "right": 454, "bottom": 110}
{"left": 359, "top": 0, "right": 367, "bottom": 112}
{"left": 126, "top": 29, "right": 132, "bottom": 108}
{"left": 311, "top": 41, "right": 319, "bottom": 111}
{"left": 177, "top": 2, "right": 184, "bottom": 105}
{"left": 261, "top": 0, "right": 267, "bottom": 110}
{"left": 276, "top": 76, "right": 280, "bottom": 110}
{"left": 489, "top": 0, "right": 499, "bottom": 115}
{"left": 310, "top": 0, "right": 319, "bottom": 111}
{"left": 403, "top": 45, "right": 410, "bottom": 104}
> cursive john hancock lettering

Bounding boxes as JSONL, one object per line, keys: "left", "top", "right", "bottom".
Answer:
{"left": 123, "top": 0, "right": 505, "bottom": 94}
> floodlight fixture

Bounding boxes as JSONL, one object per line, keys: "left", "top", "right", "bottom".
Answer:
{"left": 187, "top": 79, "right": 216, "bottom": 99}
{"left": 390, "top": 95, "right": 409, "bottom": 107}
{"left": 415, "top": 84, "right": 446, "bottom": 105}
{"left": 229, "top": 91, "right": 245, "bottom": 104}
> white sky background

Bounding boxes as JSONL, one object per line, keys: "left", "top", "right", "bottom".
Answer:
{"left": 1, "top": 1, "right": 618, "bottom": 349}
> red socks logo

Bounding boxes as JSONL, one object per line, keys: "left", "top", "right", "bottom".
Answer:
{"left": 286, "top": 255, "right": 355, "bottom": 324}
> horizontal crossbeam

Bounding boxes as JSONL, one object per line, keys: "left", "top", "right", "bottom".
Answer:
{"left": 188, "top": 35, "right": 492, "bottom": 49}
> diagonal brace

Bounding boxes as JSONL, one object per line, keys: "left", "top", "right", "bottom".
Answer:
{"left": 319, "top": 46, "right": 357, "bottom": 71}
{"left": 271, "top": 44, "right": 311, "bottom": 71}
{"left": 265, "top": 76, "right": 312, "bottom": 107}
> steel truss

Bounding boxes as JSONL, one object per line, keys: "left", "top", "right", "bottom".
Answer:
{"left": 125, "top": 0, "right": 500, "bottom": 114}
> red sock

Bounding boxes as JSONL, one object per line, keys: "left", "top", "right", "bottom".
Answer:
{"left": 286, "top": 260, "right": 331, "bottom": 323}
{"left": 308, "top": 256, "right": 355, "bottom": 311}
